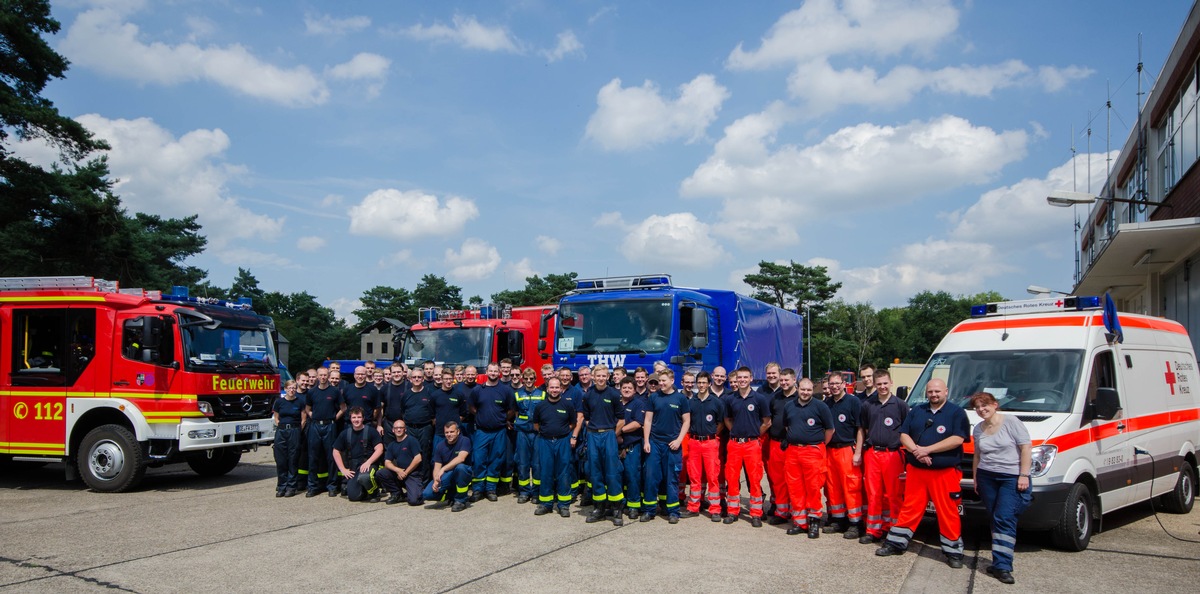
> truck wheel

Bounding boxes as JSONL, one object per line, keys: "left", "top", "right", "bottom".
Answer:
{"left": 1155, "top": 460, "right": 1196, "bottom": 514}
{"left": 1051, "top": 482, "right": 1094, "bottom": 551}
{"left": 78, "top": 424, "right": 146, "bottom": 493}
{"left": 185, "top": 448, "right": 242, "bottom": 477}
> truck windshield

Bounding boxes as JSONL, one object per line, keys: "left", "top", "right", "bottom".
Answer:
{"left": 403, "top": 327, "right": 491, "bottom": 367}
{"left": 556, "top": 299, "right": 672, "bottom": 354}
{"left": 907, "top": 349, "right": 1085, "bottom": 414}
{"left": 181, "top": 324, "right": 279, "bottom": 373}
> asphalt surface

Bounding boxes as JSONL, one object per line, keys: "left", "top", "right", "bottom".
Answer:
{"left": 0, "top": 449, "right": 1197, "bottom": 593}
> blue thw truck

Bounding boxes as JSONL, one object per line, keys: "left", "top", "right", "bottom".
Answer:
{"left": 544, "top": 274, "right": 803, "bottom": 379}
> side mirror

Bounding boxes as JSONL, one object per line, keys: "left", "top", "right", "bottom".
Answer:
{"left": 507, "top": 331, "right": 524, "bottom": 365}
{"left": 1091, "top": 387, "right": 1121, "bottom": 420}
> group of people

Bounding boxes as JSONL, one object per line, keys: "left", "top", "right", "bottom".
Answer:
{"left": 271, "top": 360, "right": 1033, "bottom": 586}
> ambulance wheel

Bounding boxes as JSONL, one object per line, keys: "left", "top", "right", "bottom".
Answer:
{"left": 1156, "top": 460, "right": 1195, "bottom": 514}
{"left": 78, "top": 424, "right": 146, "bottom": 493}
{"left": 185, "top": 448, "right": 242, "bottom": 477}
{"left": 1051, "top": 482, "right": 1094, "bottom": 551}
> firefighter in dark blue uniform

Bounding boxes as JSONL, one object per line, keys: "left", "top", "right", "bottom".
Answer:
{"left": 468, "top": 363, "right": 515, "bottom": 501}
{"left": 641, "top": 368, "right": 691, "bottom": 523}
{"left": 533, "top": 377, "right": 576, "bottom": 517}
{"left": 304, "top": 367, "right": 344, "bottom": 496}
{"left": 332, "top": 407, "right": 384, "bottom": 502}
{"left": 424, "top": 421, "right": 474, "bottom": 512}
{"left": 576, "top": 365, "right": 625, "bottom": 523}
{"left": 399, "top": 369, "right": 435, "bottom": 476}
{"left": 272, "top": 379, "right": 305, "bottom": 497}
{"left": 618, "top": 377, "right": 648, "bottom": 519}
{"left": 376, "top": 419, "right": 425, "bottom": 505}
{"left": 432, "top": 368, "right": 468, "bottom": 453}
{"left": 514, "top": 368, "right": 546, "bottom": 504}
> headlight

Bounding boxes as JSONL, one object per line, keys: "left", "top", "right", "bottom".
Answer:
{"left": 1030, "top": 444, "right": 1057, "bottom": 477}
{"left": 197, "top": 401, "right": 212, "bottom": 416}
{"left": 188, "top": 429, "right": 218, "bottom": 439}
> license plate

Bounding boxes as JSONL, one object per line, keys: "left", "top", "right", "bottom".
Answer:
{"left": 926, "top": 502, "right": 964, "bottom": 515}
{"left": 236, "top": 423, "right": 258, "bottom": 433}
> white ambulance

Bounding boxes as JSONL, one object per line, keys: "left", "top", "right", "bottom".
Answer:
{"left": 905, "top": 296, "right": 1199, "bottom": 551}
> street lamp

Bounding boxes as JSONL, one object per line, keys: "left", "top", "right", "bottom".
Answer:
{"left": 1027, "top": 285, "right": 1071, "bottom": 296}
{"left": 801, "top": 304, "right": 812, "bottom": 380}
{"left": 1046, "top": 190, "right": 1172, "bottom": 208}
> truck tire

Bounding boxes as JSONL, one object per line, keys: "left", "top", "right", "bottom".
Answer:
{"left": 1155, "top": 460, "right": 1196, "bottom": 514}
{"left": 78, "top": 424, "right": 146, "bottom": 493}
{"left": 185, "top": 448, "right": 242, "bottom": 477}
{"left": 1051, "top": 482, "right": 1094, "bottom": 551}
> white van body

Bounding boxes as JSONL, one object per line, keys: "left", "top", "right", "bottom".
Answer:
{"left": 906, "top": 297, "right": 1199, "bottom": 551}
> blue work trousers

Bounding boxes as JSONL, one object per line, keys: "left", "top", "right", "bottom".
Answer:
{"left": 536, "top": 436, "right": 573, "bottom": 509}
{"left": 472, "top": 429, "right": 509, "bottom": 493}
{"left": 643, "top": 440, "right": 683, "bottom": 517}
{"left": 620, "top": 442, "right": 644, "bottom": 512}
{"left": 976, "top": 468, "right": 1032, "bottom": 572}
{"left": 586, "top": 430, "right": 623, "bottom": 505}
{"left": 516, "top": 430, "right": 540, "bottom": 496}
{"left": 273, "top": 425, "right": 301, "bottom": 491}
{"left": 424, "top": 464, "right": 474, "bottom": 504}
{"left": 305, "top": 422, "right": 338, "bottom": 493}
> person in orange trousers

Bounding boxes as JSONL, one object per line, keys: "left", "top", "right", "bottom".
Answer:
{"left": 780, "top": 374, "right": 834, "bottom": 537}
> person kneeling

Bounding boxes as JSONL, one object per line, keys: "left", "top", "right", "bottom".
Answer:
{"left": 332, "top": 407, "right": 384, "bottom": 502}
{"left": 376, "top": 419, "right": 425, "bottom": 506}
{"left": 423, "top": 421, "right": 474, "bottom": 512}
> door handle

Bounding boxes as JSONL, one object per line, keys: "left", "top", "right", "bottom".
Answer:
{"left": 114, "top": 380, "right": 130, "bottom": 386}
{"left": 1116, "top": 422, "right": 1127, "bottom": 432}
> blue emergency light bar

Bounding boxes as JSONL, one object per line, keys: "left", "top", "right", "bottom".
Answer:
{"left": 417, "top": 304, "right": 509, "bottom": 324}
{"left": 159, "top": 286, "right": 253, "bottom": 310}
{"left": 970, "top": 295, "right": 1101, "bottom": 318}
{"left": 573, "top": 274, "right": 673, "bottom": 292}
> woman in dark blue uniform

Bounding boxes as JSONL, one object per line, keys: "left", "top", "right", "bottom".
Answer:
{"left": 272, "top": 379, "right": 306, "bottom": 497}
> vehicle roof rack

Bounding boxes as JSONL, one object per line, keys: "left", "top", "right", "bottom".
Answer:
{"left": 572, "top": 274, "right": 672, "bottom": 293}
{"left": 0, "top": 276, "right": 118, "bottom": 293}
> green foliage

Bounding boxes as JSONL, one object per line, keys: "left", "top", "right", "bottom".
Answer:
{"left": 229, "top": 267, "right": 264, "bottom": 302}
{"left": 353, "top": 285, "right": 413, "bottom": 327}
{"left": 743, "top": 260, "right": 841, "bottom": 314}
{"left": 262, "top": 290, "right": 356, "bottom": 370}
{"left": 0, "top": 0, "right": 207, "bottom": 289}
{"left": 412, "top": 274, "right": 463, "bottom": 313}
{"left": 491, "top": 272, "right": 578, "bottom": 306}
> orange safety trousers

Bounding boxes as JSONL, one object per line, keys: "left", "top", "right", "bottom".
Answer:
{"left": 885, "top": 466, "right": 964, "bottom": 557}
{"left": 824, "top": 445, "right": 863, "bottom": 523}
{"left": 685, "top": 438, "right": 721, "bottom": 514}
{"left": 862, "top": 448, "right": 904, "bottom": 537}
{"left": 783, "top": 443, "right": 826, "bottom": 528}
{"left": 725, "top": 439, "right": 765, "bottom": 518}
{"left": 764, "top": 438, "right": 790, "bottom": 519}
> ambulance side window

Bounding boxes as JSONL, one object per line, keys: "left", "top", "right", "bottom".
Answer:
{"left": 1085, "top": 351, "right": 1121, "bottom": 421}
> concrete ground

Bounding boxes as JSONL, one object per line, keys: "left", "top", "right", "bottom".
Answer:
{"left": 0, "top": 449, "right": 1197, "bottom": 593}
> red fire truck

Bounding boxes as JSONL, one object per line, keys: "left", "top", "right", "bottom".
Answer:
{"left": 0, "top": 277, "right": 278, "bottom": 492}
{"left": 399, "top": 304, "right": 556, "bottom": 382}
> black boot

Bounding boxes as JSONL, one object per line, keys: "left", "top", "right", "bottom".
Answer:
{"left": 586, "top": 501, "right": 607, "bottom": 523}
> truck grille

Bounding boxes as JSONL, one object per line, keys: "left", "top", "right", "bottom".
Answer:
{"left": 198, "top": 394, "right": 274, "bottom": 422}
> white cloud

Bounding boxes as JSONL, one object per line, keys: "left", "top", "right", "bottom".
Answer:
{"left": 61, "top": 6, "right": 330, "bottom": 107}
{"left": 595, "top": 211, "right": 628, "bottom": 228}
{"left": 588, "top": 6, "right": 617, "bottom": 25}
{"left": 541, "top": 30, "right": 583, "bottom": 62}
{"left": 620, "top": 213, "right": 727, "bottom": 268}
{"left": 535, "top": 235, "right": 561, "bottom": 256}
{"left": 296, "top": 236, "right": 327, "bottom": 252}
{"left": 304, "top": 13, "right": 371, "bottom": 36}
{"left": 585, "top": 74, "right": 730, "bottom": 151}
{"left": 506, "top": 257, "right": 538, "bottom": 282}
{"left": 330, "top": 297, "right": 363, "bottom": 325}
{"left": 726, "top": 0, "right": 959, "bottom": 70}
{"left": 184, "top": 16, "right": 216, "bottom": 41}
{"left": 1037, "top": 65, "right": 1094, "bottom": 92}
{"left": 376, "top": 249, "right": 413, "bottom": 268}
{"left": 321, "top": 194, "right": 344, "bottom": 207}
{"left": 681, "top": 111, "right": 1028, "bottom": 244}
{"left": 67, "top": 114, "right": 284, "bottom": 255}
{"left": 348, "top": 189, "right": 479, "bottom": 240}
{"left": 831, "top": 153, "right": 1113, "bottom": 304}
{"left": 445, "top": 238, "right": 501, "bottom": 281}
{"left": 400, "top": 15, "right": 521, "bottom": 53}
{"left": 215, "top": 249, "right": 295, "bottom": 269}
{"left": 326, "top": 52, "right": 390, "bottom": 99}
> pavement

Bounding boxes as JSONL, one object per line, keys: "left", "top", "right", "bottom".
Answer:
{"left": 0, "top": 449, "right": 1197, "bottom": 593}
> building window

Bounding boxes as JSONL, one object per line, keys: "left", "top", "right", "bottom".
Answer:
{"left": 381, "top": 341, "right": 389, "bottom": 354}
{"left": 366, "top": 342, "right": 374, "bottom": 355}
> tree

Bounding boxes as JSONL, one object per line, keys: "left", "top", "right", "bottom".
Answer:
{"left": 352, "top": 285, "right": 413, "bottom": 327}
{"left": 491, "top": 272, "right": 578, "bottom": 306}
{"left": 743, "top": 260, "right": 841, "bottom": 314}
{"left": 229, "top": 268, "right": 264, "bottom": 302}
{"left": 0, "top": 1, "right": 208, "bottom": 288}
{"left": 412, "top": 274, "right": 462, "bottom": 313}
{"left": 265, "top": 291, "right": 357, "bottom": 370}
{"left": 902, "top": 291, "right": 969, "bottom": 362}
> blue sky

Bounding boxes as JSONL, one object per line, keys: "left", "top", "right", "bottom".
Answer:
{"left": 29, "top": 0, "right": 1192, "bottom": 323}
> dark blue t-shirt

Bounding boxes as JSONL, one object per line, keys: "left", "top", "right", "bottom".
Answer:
{"left": 648, "top": 390, "right": 689, "bottom": 442}
{"left": 432, "top": 386, "right": 467, "bottom": 435}
{"left": 688, "top": 395, "right": 725, "bottom": 437}
{"left": 273, "top": 396, "right": 305, "bottom": 425}
{"left": 767, "top": 392, "right": 794, "bottom": 440}
{"left": 333, "top": 425, "right": 382, "bottom": 465}
{"left": 306, "top": 385, "right": 343, "bottom": 421}
{"left": 434, "top": 436, "right": 473, "bottom": 466}
{"left": 581, "top": 385, "right": 622, "bottom": 430}
{"left": 782, "top": 398, "right": 834, "bottom": 445}
{"left": 470, "top": 383, "right": 515, "bottom": 431}
{"left": 621, "top": 395, "right": 648, "bottom": 448}
{"left": 533, "top": 399, "right": 576, "bottom": 439}
{"left": 401, "top": 385, "right": 435, "bottom": 425}
{"left": 385, "top": 434, "right": 422, "bottom": 472}
{"left": 860, "top": 395, "right": 909, "bottom": 449}
{"left": 726, "top": 391, "right": 769, "bottom": 438}
{"left": 381, "top": 382, "right": 407, "bottom": 422}
{"left": 826, "top": 394, "right": 862, "bottom": 445}
{"left": 342, "top": 383, "right": 380, "bottom": 417}
{"left": 900, "top": 402, "right": 970, "bottom": 469}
